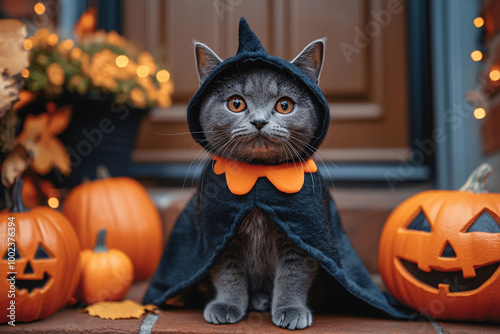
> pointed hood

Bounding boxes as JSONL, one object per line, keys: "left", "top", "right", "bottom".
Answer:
{"left": 236, "top": 18, "right": 267, "bottom": 55}
{"left": 187, "top": 17, "right": 330, "bottom": 155}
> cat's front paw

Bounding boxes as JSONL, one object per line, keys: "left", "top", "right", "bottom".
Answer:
{"left": 204, "top": 301, "right": 245, "bottom": 325}
{"left": 272, "top": 305, "right": 312, "bottom": 330}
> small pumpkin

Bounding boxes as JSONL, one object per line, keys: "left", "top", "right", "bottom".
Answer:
{"left": 0, "top": 178, "right": 81, "bottom": 323}
{"left": 77, "top": 229, "right": 134, "bottom": 304}
{"left": 379, "top": 164, "right": 500, "bottom": 321}
{"left": 63, "top": 169, "right": 163, "bottom": 280}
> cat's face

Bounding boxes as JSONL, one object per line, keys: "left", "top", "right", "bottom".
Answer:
{"left": 195, "top": 40, "right": 325, "bottom": 165}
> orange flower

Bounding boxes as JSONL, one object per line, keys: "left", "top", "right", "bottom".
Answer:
{"left": 160, "top": 80, "right": 174, "bottom": 94}
{"left": 146, "top": 88, "right": 157, "bottom": 101}
{"left": 138, "top": 52, "right": 156, "bottom": 73}
{"left": 70, "top": 75, "right": 82, "bottom": 86}
{"left": 156, "top": 91, "right": 172, "bottom": 108}
{"left": 70, "top": 47, "right": 83, "bottom": 60}
{"left": 32, "top": 28, "right": 50, "bottom": 46}
{"left": 46, "top": 63, "right": 65, "bottom": 86}
{"left": 88, "top": 49, "right": 119, "bottom": 90}
{"left": 130, "top": 87, "right": 146, "bottom": 108}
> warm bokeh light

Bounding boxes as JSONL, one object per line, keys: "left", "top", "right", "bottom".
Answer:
{"left": 471, "top": 50, "right": 482, "bottom": 62}
{"left": 23, "top": 38, "right": 33, "bottom": 50}
{"left": 47, "top": 33, "right": 59, "bottom": 46}
{"left": 61, "top": 39, "right": 74, "bottom": 50}
{"left": 156, "top": 69, "right": 170, "bottom": 83}
{"left": 136, "top": 65, "right": 150, "bottom": 78}
{"left": 474, "top": 108, "right": 486, "bottom": 120}
{"left": 474, "top": 17, "right": 484, "bottom": 28}
{"left": 21, "top": 69, "right": 29, "bottom": 78}
{"left": 34, "top": 2, "right": 46, "bottom": 15}
{"left": 48, "top": 197, "right": 60, "bottom": 209}
{"left": 116, "top": 55, "right": 129, "bottom": 68}
{"left": 490, "top": 69, "right": 500, "bottom": 81}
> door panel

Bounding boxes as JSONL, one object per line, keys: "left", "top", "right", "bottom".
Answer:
{"left": 128, "top": 0, "right": 410, "bottom": 162}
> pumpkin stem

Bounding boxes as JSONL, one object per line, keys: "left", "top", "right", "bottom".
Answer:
{"left": 94, "top": 228, "right": 109, "bottom": 253}
{"left": 10, "top": 177, "right": 29, "bottom": 213}
{"left": 459, "top": 163, "right": 492, "bottom": 193}
{"left": 96, "top": 165, "right": 111, "bottom": 180}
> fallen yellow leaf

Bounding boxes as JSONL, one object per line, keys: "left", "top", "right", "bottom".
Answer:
{"left": 80, "top": 300, "right": 159, "bottom": 320}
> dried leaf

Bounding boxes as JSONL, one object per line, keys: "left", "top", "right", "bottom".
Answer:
{"left": 13, "top": 90, "right": 37, "bottom": 111}
{"left": 30, "top": 136, "right": 70, "bottom": 175}
{"left": 80, "top": 300, "right": 159, "bottom": 320}
{"left": 16, "top": 106, "right": 72, "bottom": 176}
{"left": 74, "top": 8, "right": 97, "bottom": 38}
{"left": 47, "top": 105, "right": 72, "bottom": 135}
{"left": 17, "top": 113, "right": 49, "bottom": 142}
{"left": 0, "top": 19, "right": 29, "bottom": 74}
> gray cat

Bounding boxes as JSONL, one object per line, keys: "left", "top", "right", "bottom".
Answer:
{"left": 194, "top": 38, "right": 325, "bottom": 330}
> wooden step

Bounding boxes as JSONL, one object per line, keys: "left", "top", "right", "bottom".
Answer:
{"left": 5, "top": 281, "right": 499, "bottom": 334}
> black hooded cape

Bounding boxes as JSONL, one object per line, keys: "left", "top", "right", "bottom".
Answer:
{"left": 144, "top": 17, "right": 412, "bottom": 320}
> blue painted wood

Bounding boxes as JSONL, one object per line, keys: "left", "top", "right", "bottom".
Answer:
{"left": 127, "top": 162, "right": 431, "bottom": 186}
{"left": 58, "top": 0, "right": 88, "bottom": 39}
{"left": 97, "top": 0, "right": 122, "bottom": 33}
{"left": 430, "top": 0, "right": 483, "bottom": 189}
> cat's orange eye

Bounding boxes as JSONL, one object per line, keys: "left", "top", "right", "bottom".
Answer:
{"left": 275, "top": 98, "right": 294, "bottom": 114}
{"left": 227, "top": 96, "right": 246, "bottom": 112}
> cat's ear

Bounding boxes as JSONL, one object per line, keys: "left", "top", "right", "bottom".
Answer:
{"left": 194, "top": 41, "right": 222, "bottom": 84}
{"left": 291, "top": 38, "right": 326, "bottom": 84}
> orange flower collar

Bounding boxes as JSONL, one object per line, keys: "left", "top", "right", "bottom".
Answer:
{"left": 213, "top": 156, "right": 318, "bottom": 195}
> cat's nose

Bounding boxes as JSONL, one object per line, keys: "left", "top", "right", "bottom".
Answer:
{"left": 251, "top": 119, "right": 268, "bottom": 130}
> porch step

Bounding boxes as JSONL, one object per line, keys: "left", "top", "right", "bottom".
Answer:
{"left": 4, "top": 281, "right": 499, "bottom": 334}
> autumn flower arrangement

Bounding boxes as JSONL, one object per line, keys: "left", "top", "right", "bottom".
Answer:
{"left": 23, "top": 26, "right": 173, "bottom": 109}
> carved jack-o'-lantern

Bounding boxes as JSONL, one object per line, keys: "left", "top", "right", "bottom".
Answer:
{"left": 379, "top": 164, "right": 500, "bottom": 321}
{"left": 0, "top": 179, "right": 81, "bottom": 323}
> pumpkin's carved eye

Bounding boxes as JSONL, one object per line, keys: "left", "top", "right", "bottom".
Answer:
{"left": 2, "top": 245, "right": 21, "bottom": 260}
{"left": 406, "top": 211, "right": 432, "bottom": 232}
{"left": 465, "top": 211, "right": 500, "bottom": 233}
{"left": 34, "top": 244, "right": 53, "bottom": 259}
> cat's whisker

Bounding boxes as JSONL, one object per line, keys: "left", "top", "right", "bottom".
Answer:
{"left": 286, "top": 128, "right": 320, "bottom": 140}
{"left": 281, "top": 137, "right": 317, "bottom": 193}
{"left": 280, "top": 138, "right": 309, "bottom": 183}
{"left": 278, "top": 138, "right": 300, "bottom": 176}
{"left": 210, "top": 135, "right": 240, "bottom": 163}
{"left": 198, "top": 136, "right": 241, "bottom": 205}
{"left": 182, "top": 148, "right": 212, "bottom": 191}
{"left": 287, "top": 135, "right": 337, "bottom": 190}
{"left": 156, "top": 130, "right": 229, "bottom": 136}
{"left": 184, "top": 130, "right": 234, "bottom": 190}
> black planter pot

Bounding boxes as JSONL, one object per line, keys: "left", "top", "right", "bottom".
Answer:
{"left": 17, "top": 95, "right": 148, "bottom": 188}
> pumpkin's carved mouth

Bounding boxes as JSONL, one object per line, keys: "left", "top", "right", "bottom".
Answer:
{"left": 13, "top": 272, "right": 51, "bottom": 294}
{"left": 400, "top": 259, "right": 499, "bottom": 292}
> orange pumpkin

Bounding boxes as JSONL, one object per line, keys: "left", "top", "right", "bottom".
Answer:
{"left": 379, "top": 164, "right": 500, "bottom": 321}
{"left": 63, "top": 174, "right": 162, "bottom": 280}
{"left": 0, "top": 178, "right": 81, "bottom": 323}
{"left": 77, "top": 229, "right": 134, "bottom": 304}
